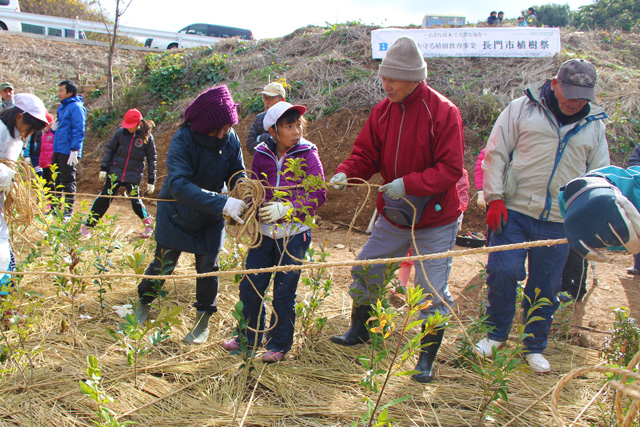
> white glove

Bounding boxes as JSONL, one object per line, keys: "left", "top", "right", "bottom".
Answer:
{"left": 147, "top": 184, "right": 155, "bottom": 194}
{"left": 259, "top": 201, "right": 291, "bottom": 223}
{"left": 329, "top": 172, "right": 348, "bottom": 191}
{"left": 24, "top": 157, "right": 31, "bottom": 166}
{"left": 99, "top": 171, "right": 107, "bottom": 182}
{"left": 67, "top": 151, "right": 79, "bottom": 166}
{"left": 0, "top": 164, "right": 15, "bottom": 194}
{"left": 223, "top": 197, "right": 249, "bottom": 224}
{"left": 477, "top": 190, "right": 486, "bottom": 210}
{"left": 50, "top": 118, "right": 58, "bottom": 131}
{"left": 379, "top": 177, "right": 406, "bottom": 200}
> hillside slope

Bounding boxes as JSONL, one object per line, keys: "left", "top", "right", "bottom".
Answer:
{"left": 2, "top": 26, "right": 640, "bottom": 230}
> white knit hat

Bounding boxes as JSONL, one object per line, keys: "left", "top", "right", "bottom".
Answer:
{"left": 378, "top": 36, "right": 427, "bottom": 82}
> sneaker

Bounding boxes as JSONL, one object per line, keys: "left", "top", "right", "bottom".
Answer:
{"left": 525, "top": 353, "right": 550, "bottom": 374}
{"left": 142, "top": 217, "right": 153, "bottom": 238}
{"left": 262, "top": 350, "right": 285, "bottom": 363}
{"left": 627, "top": 268, "right": 640, "bottom": 275}
{"left": 557, "top": 291, "right": 575, "bottom": 303}
{"left": 142, "top": 226, "right": 153, "bottom": 239}
{"left": 81, "top": 225, "right": 92, "bottom": 238}
{"left": 221, "top": 338, "right": 240, "bottom": 351}
{"left": 475, "top": 337, "right": 506, "bottom": 357}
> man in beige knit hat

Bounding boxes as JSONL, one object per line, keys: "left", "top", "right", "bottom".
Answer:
{"left": 245, "top": 82, "right": 286, "bottom": 154}
{"left": 328, "top": 36, "right": 465, "bottom": 384}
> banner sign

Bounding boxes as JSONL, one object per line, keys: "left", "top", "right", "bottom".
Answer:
{"left": 371, "top": 28, "right": 561, "bottom": 59}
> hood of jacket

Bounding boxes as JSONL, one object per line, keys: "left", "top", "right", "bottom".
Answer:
{"left": 61, "top": 95, "right": 84, "bottom": 107}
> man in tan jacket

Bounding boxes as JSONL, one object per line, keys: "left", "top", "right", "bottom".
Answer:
{"left": 477, "top": 59, "right": 609, "bottom": 373}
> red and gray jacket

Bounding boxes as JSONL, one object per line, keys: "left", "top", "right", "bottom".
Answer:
{"left": 100, "top": 127, "right": 157, "bottom": 185}
{"left": 336, "top": 81, "right": 465, "bottom": 229}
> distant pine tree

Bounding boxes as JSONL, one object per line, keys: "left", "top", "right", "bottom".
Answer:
{"left": 571, "top": 0, "right": 640, "bottom": 31}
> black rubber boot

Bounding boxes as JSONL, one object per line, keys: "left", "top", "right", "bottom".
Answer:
{"left": 412, "top": 327, "right": 445, "bottom": 383}
{"left": 330, "top": 304, "right": 371, "bottom": 346}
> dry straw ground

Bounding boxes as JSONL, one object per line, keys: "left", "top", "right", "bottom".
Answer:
{"left": 0, "top": 25, "right": 640, "bottom": 426}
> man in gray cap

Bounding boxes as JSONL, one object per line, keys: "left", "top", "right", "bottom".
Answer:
{"left": 477, "top": 58, "right": 609, "bottom": 373}
{"left": 0, "top": 82, "right": 15, "bottom": 113}
{"left": 245, "top": 82, "right": 286, "bottom": 154}
{"left": 328, "top": 36, "right": 465, "bottom": 383}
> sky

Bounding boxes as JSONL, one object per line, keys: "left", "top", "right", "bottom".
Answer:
{"left": 119, "top": 0, "right": 597, "bottom": 40}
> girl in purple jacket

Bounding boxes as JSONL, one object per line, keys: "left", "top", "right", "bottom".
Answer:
{"left": 222, "top": 102, "right": 326, "bottom": 362}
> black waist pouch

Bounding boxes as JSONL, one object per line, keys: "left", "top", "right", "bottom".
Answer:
{"left": 382, "top": 194, "right": 430, "bottom": 226}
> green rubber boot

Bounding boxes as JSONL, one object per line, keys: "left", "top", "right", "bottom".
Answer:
{"left": 182, "top": 311, "right": 212, "bottom": 345}
{"left": 134, "top": 301, "right": 151, "bottom": 326}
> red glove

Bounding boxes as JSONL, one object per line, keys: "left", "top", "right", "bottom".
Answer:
{"left": 486, "top": 200, "right": 508, "bottom": 234}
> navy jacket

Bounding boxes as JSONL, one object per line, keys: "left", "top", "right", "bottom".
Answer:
{"left": 101, "top": 127, "right": 157, "bottom": 185}
{"left": 155, "top": 126, "right": 247, "bottom": 254}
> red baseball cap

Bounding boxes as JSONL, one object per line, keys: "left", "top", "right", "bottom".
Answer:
{"left": 122, "top": 108, "right": 142, "bottom": 128}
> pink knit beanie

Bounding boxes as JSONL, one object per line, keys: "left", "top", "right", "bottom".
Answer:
{"left": 184, "top": 85, "right": 239, "bottom": 134}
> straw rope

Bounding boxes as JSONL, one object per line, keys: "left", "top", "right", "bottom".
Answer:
{"left": 0, "top": 159, "right": 37, "bottom": 227}
{"left": 0, "top": 237, "right": 569, "bottom": 281}
{"left": 551, "top": 349, "right": 640, "bottom": 426}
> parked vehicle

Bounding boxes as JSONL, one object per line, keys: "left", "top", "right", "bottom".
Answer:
{"left": 145, "top": 23, "right": 253, "bottom": 49}
{"left": 22, "top": 22, "right": 86, "bottom": 39}
{"left": 0, "top": 0, "right": 21, "bottom": 32}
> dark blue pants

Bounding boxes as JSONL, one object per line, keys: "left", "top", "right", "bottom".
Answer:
{"left": 238, "top": 230, "right": 311, "bottom": 353}
{"left": 485, "top": 210, "right": 570, "bottom": 353}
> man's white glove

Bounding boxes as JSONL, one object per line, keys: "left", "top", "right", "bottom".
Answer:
{"left": 379, "top": 177, "right": 406, "bottom": 200}
{"left": 477, "top": 190, "right": 486, "bottom": 210}
{"left": 329, "top": 172, "right": 348, "bottom": 191}
{"left": 259, "top": 201, "right": 291, "bottom": 223}
{"left": 67, "top": 151, "right": 79, "bottom": 166}
{"left": 50, "top": 118, "right": 58, "bottom": 131}
{"left": 223, "top": 197, "right": 249, "bottom": 224}
{"left": 99, "top": 171, "right": 107, "bottom": 182}
{"left": 147, "top": 183, "right": 155, "bottom": 194}
{"left": 24, "top": 157, "right": 31, "bottom": 166}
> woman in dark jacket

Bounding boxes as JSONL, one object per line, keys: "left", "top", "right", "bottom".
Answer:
{"left": 82, "top": 109, "right": 157, "bottom": 238}
{"left": 134, "top": 85, "right": 248, "bottom": 345}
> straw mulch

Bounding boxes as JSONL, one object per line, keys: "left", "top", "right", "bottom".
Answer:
{"left": 0, "top": 233, "right": 618, "bottom": 426}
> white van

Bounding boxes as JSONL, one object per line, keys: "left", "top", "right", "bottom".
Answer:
{"left": 144, "top": 23, "right": 253, "bottom": 50}
{"left": 0, "top": 0, "right": 21, "bottom": 32}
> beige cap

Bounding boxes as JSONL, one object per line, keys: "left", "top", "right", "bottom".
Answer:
{"left": 260, "top": 82, "right": 286, "bottom": 98}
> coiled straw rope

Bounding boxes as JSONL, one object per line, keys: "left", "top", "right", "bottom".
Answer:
{"left": 224, "top": 170, "right": 265, "bottom": 251}
{"left": 551, "top": 350, "right": 640, "bottom": 426}
{"left": 0, "top": 159, "right": 36, "bottom": 227}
